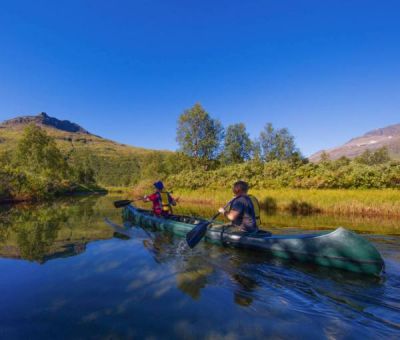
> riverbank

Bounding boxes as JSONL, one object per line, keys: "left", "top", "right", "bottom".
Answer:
{"left": 129, "top": 187, "right": 400, "bottom": 217}
{"left": 0, "top": 184, "right": 107, "bottom": 205}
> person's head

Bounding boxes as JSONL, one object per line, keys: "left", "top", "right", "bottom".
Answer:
{"left": 233, "top": 180, "right": 249, "bottom": 196}
{"left": 153, "top": 181, "right": 164, "bottom": 191}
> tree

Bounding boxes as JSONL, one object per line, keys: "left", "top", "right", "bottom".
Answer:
{"left": 355, "top": 147, "right": 391, "bottom": 165}
{"left": 371, "top": 147, "right": 391, "bottom": 164}
{"left": 15, "top": 124, "right": 69, "bottom": 179}
{"left": 319, "top": 151, "right": 331, "bottom": 163}
{"left": 222, "top": 123, "right": 253, "bottom": 164}
{"left": 176, "top": 103, "right": 224, "bottom": 162}
{"left": 251, "top": 139, "right": 263, "bottom": 163}
{"left": 258, "top": 123, "right": 301, "bottom": 161}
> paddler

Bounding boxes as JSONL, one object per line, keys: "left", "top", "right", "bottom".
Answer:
{"left": 218, "top": 181, "right": 260, "bottom": 234}
{"left": 143, "top": 181, "right": 177, "bottom": 217}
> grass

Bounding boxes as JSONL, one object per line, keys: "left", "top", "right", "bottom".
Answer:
{"left": 160, "top": 188, "right": 400, "bottom": 217}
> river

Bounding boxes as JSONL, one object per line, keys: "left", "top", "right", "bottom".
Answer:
{"left": 0, "top": 195, "right": 399, "bottom": 339}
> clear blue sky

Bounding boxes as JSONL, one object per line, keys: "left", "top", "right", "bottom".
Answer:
{"left": 0, "top": 0, "right": 399, "bottom": 156}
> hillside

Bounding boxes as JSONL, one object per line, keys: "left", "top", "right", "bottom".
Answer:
{"left": 0, "top": 112, "right": 160, "bottom": 157}
{"left": 0, "top": 112, "right": 176, "bottom": 187}
{"left": 310, "top": 123, "right": 400, "bottom": 162}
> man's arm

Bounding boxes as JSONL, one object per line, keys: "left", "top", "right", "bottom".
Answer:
{"left": 223, "top": 209, "right": 240, "bottom": 221}
{"left": 218, "top": 199, "right": 242, "bottom": 221}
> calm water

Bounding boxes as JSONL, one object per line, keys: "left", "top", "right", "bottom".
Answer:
{"left": 0, "top": 195, "right": 399, "bottom": 339}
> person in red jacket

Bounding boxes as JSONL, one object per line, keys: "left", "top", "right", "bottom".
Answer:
{"left": 143, "top": 181, "right": 176, "bottom": 217}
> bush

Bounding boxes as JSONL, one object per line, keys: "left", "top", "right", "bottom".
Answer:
{"left": 168, "top": 158, "right": 400, "bottom": 190}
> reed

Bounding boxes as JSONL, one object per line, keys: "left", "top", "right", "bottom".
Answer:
{"left": 170, "top": 188, "right": 400, "bottom": 217}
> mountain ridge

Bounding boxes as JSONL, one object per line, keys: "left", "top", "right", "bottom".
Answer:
{"left": 1, "top": 112, "right": 90, "bottom": 134}
{"left": 310, "top": 123, "right": 400, "bottom": 161}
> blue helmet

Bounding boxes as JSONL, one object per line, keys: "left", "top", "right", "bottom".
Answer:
{"left": 153, "top": 181, "right": 164, "bottom": 190}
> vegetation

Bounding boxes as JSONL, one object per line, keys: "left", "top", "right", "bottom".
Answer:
{"left": 0, "top": 124, "right": 102, "bottom": 202}
{"left": 222, "top": 123, "right": 253, "bottom": 164}
{"left": 0, "top": 196, "right": 116, "bottom": 262}
{"left": 168, "top": 188, "right": 400, "bottom": 217}
{"left": 167, "top": 153, "right": 399, "bottom": 191}
{"left": 258, "top": 123, "right": 302, "bottom": 162}
{"left": 176, "top": 103, "right": 224, "bottom": 166}
{"left": 166, "top": 198, "right": 400, "bottom": 233}
{"left": 354, "top": 147, "right": 391, "bottom": 165}
{"left": 1, "top": 104, "right": 399, "bottom": 206}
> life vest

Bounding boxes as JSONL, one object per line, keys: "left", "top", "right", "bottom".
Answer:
{"left": 248, "top": 194, "right": 261, "bottom": 226}
{"left": 159, "top": 191, "right": 172, "bottom": 214}
{"left": 229, "top": 194, "right": 261, "bottom": 226}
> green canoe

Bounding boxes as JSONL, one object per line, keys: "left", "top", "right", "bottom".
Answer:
{"left": 122, "top": 204, "right": 385, "bottom": 276}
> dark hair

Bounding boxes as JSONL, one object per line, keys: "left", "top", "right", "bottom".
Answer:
{"left": 233, "top": 181, "right": 249, "bottom": 194}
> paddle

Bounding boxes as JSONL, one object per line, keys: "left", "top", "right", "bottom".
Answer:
{"left": 113, "top": 197, "right": 144, "bottom": 208}
{"left": 114, "top": 190, "right": 177, "bottom": 208}
{"left": 186, "top": 200, "right": 233, "bottom": 249}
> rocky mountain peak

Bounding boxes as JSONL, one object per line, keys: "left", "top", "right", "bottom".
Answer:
{"left": 1, "top": 112, "right": 90, "bottom": 134}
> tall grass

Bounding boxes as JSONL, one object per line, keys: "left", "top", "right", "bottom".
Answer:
{"left": 168, "top": 188, "right": 400, "bottom": 217}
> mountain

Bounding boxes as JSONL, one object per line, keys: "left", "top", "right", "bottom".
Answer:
{"left": 0, "top": 112, "right": 159, "bottom": 157}
{"left": 310, "top": 123, "right": 400, "bottom": 162}
{"left": 2, "top": 112, "right": 89, "bottom": 134}
{"left": 0, "top": 112, "right": 174, "bottom": 187}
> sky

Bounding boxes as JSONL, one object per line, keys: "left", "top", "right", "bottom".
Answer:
{"left": 0, "top": 0, "right": 399, "bottom": 156}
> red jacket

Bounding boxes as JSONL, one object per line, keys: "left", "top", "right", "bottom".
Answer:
{"left": 147, "top": 192, "right": 174, "bottom": 216}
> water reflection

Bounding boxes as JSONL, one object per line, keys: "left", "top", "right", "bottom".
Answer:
{"left": 0, "top": 195, "right": 399, "bottom": 338}
{"left": 111, "top": 222, "right": 389, "bottom": 314}
{"left": 2, "top": 195, "right": 398, "bottom": 265}
{"left": 108, "top": 223, "right": 400, "bottom": 338}
{"left": 0, "top": 196, "right": 115, "bottom": 263}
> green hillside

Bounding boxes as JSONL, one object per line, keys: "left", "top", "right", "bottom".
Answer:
{"left": 0, "top": 113, "right": 179, "bottom": 187}
{"left": 0, "top": 112, "right": 164, "bottom": 158}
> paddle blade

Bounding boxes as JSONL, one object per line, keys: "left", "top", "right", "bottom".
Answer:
{"left": 113, "top": 200, "right": 132, "bottom": 208}
{"left": 186, "top": 221, "right": 210, "bottom": 248}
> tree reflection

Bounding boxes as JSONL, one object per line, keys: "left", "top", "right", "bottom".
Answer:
{"left": 232, "top": 273, "right": 258, "bottom": 307}
{"left": 175, "top": 258, "right": 214, "bottom": 300}
{"left": 0, "top": 196, "right": 115, "bottom": 263}
{"left": 10, "top": 208, "right": 66, "bottom": 262}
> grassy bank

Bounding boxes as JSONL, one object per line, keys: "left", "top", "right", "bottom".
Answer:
{"left": 0, "top": 184, "right": 107, "bottom": 205}
{"left": 154, "top": 188, "right": 400, "bottom": 217}
{"left": 105, "top": 186, "right": 133, "bottom": 194}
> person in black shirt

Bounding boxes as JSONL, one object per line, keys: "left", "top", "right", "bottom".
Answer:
{"left": 218, "top": 181, "right": 258, "bottom": 233}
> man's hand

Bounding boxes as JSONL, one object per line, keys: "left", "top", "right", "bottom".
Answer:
{"left": 218, "top": 207, "right": 226, "bottom": 214}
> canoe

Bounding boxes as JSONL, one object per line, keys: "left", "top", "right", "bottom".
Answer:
{"left": 122, "top": 204, "right": 385, "bottom": 276}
